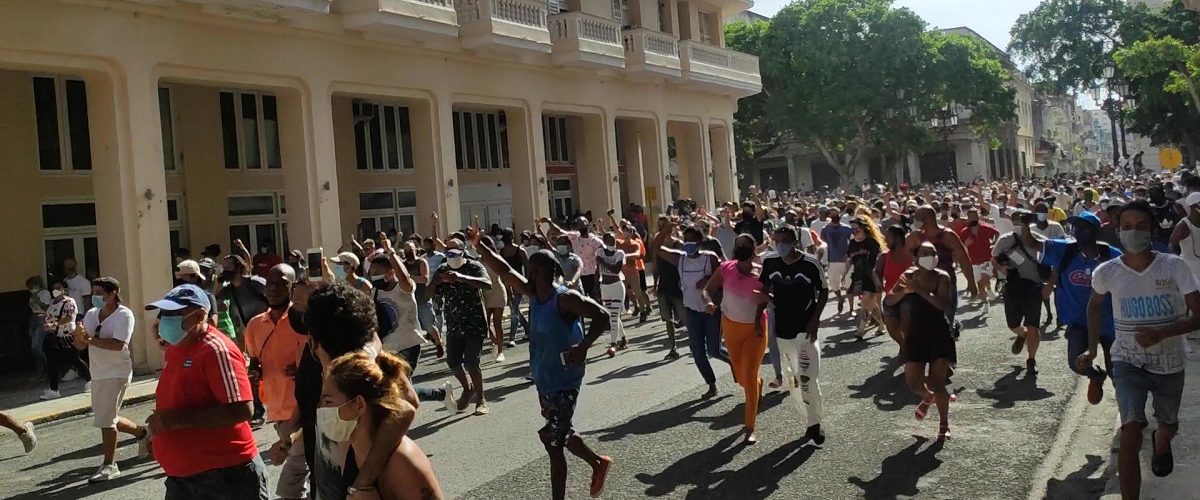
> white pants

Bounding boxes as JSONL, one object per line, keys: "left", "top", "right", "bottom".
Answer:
{"left": 827, "top": 262, "right": 848, "bottom": 292}
{"left": 274, "top": 423, "right": 310, "bottom": 500}
{"left": 600, "top": 280, "right": 626, "bottom": 344}
{"left": 777, "top": 336, "right": 824, "bottom": 426}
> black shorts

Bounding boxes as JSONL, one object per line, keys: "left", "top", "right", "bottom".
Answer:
{"left": 445, "top": 334, "right": 484, "bottom": 370}
{"left": 1004, "top": 288, "right": 1042, "bottom": 329}
{"left": 580, "top": 274, "right": 600, "bottom": 300}
{"left": 538, "top": 390, "right": 579, "bottom": 448}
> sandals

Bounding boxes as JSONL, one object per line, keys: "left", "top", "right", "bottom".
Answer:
{"left": 914, "top": 397, "right": 934, "bottom": 420}
{"left": 938, "top": 424, "right": 951, "bottom": 440}
{"left": 1151, "top": 430, "right": 1174, "bottom": 477}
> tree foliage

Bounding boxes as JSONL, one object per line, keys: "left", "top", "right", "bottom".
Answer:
{"left": 1116, "top": 36, "right": 1200, "bottom": 113}
{"left": 1008, "top": 0, "right": 1135, "bottom": 93}
{"left": 751, "top": 0, "right": 1014, "bottom": 183}
{"left": 724, "top": 20, "right": 781, "bottom": 163}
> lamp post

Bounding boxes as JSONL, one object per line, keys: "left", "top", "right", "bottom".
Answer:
{"left": 1096, "top": 62, "right": 1135, "bottom": 171}
{"left": 931, "top": 104, "right": 960, "bottom": 182}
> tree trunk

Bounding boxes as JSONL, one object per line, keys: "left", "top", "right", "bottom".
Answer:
{"left": 814, "top": 139, "right": 866, "bottom": 188}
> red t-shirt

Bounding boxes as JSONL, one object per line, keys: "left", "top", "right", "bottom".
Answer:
{"left": 956, "top": 223, "right": 999, "bottom": 265}
{"left": 153, "top": 326, "right": 258, "bottom": 477}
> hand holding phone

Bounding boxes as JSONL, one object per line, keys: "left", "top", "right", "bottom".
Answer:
{"left": 306, "top": 248, "right": 324, "bottom": 282}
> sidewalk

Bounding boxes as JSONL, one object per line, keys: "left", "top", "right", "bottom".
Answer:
{"left": 4, "top": 374, "right": 158, "bottom": 425}
{"left": 1101, "top": 334, "right": 1200, "bottom": 499}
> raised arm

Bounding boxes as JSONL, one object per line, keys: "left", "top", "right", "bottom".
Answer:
{"left": 542, "top": 217, "right": 568, "bottom": 238}
{"left": 381, "top": 238, "right": 415, "bottom": 294}
{"left": 474, "top": 237, "right": 532, "bottom": 297}
{"left": 430, "top": 213, "right": 445, "bottom": 251}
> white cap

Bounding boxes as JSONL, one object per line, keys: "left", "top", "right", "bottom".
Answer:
{"left": 1184, "top": 192, "right": 1200, "bottom": 208}
{"left": 330, "top": 251, "right": 360, "bottom": 267}
{"left": 175, "top": 259, "right": 202, "bottom": 278}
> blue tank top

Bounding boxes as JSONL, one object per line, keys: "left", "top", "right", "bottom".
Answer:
{"left": 530, "top": 285, "right": 585, "bottom": 393}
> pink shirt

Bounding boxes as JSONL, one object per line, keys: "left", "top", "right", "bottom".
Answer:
{"left": 566, "top": 231, "right": 604, "bottom": 276}
{"left": 718, "top": 260, "right": 764, "bottom": 324}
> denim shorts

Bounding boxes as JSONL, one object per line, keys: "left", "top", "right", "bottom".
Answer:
{"left": 417, "top": 300, "right": 439, "bottom": 332}
{"left": 1111, "top": 361, "right": 1185, "bottom": 428}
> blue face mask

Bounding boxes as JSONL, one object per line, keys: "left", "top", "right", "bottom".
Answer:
{"left": 332, "top": 266, "right": 349, "bottom": 281}
{"left": 157, "top": 314, "right": 193, "bottom": 346}
{"left": 556, "top": 244, "right": 571, "bottom": 255}
{"left": 91, "top": 295, "right": 105, "bottom": 310}
{"left": 775, "top": 243, "right": 794, "bottom": 256}
{"left": 682, "top": 242, "right": 699, "bottom": 255}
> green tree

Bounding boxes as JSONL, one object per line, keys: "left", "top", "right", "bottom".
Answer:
{"left": 1009, "top": 0, "right": 1138, "bottom": 93}
{"left": 1116, "top": 36, "right": 1200, "bottom": 114}
{"left": 724, "top": 20, "right": 781, "bottom": 167}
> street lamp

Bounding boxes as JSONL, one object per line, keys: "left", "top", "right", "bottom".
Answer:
{"left": 931, "top": 104, "right": 960, "bottom": 182}
{"left": 1099, "top": 68, "right": 1136, "bottom": 171}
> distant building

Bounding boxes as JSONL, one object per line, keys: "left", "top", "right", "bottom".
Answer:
{"left": 729, "top": 10, "right": 770, "bottom": 23}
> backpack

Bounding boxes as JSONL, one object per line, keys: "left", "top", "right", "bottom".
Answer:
{"left": 1010, "top": 232, "right": 1053, "bottom": 282}
{"left": 373, "top": 289, "right": 398, "bottom": 339}
{"left": 1055, "top": 241, "right": 1115, "bottom": 287}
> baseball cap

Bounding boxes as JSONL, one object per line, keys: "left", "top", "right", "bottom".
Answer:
{"left": 145, "top": 284, "right": 211, "bottom": 312}
{"left": 446, "top": 249, "right": 465, "bottom": 259}
{"left": 1183, "top": 192, "right": 1200, "bottom": 208}
{"left": 175, "top": 259, "right": 202, "bottom": 278}
{"left": 330, "top": 251, "right": 360, "bottom": 267}
{"left": 1067, "top": 211, "right": 1102, "bottom": 229}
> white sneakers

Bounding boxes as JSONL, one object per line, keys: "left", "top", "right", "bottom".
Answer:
{"left": 495, "top": 352, "right": 506, "bottom": 364}
{"left": 84, "top": 381, "right": 92, "bottom": 393}
{"left": 62, "top": 369, "right": 78, "bottom": 382}
{"left": 441, "top": 382, "right": 457, "bottom": 413}
{"left": 18, "top": 422, "right": 37, "bottom": 453}
{"left": 88, "top": 463, "right": 121, "bottom": 483}
{"left": 39, "top": 389, "right": 61, "bottom": 400}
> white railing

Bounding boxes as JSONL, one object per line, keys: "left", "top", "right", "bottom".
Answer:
{"left": 456, "top": 0, "right": 545, "bottom": 27}
{"left": 682, "top": 40, "right": 759, "bottom": 74}
{"left": 550, "top": 11, "right": 621, "bottom": 44}
{"left": 415, "top": 0, "right": 452, "bottom": 6}
{"left": 622, "top": 28, "right": 678, "bottom": 57}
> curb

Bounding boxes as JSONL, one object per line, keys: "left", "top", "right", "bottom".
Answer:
{"left": 1026, "top": 375, "right": 1088, "bottom": 500}
{"left": 25, "top": 392, "right": 157, "bottom": 426}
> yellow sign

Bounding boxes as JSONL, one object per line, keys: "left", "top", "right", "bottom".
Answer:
{"left": 645, "top": 185, "right": 658, "bottom": 202}
{"left": 1160, "top": 148, "right": 1183, "bottom": 170}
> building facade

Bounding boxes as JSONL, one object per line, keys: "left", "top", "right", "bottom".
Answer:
{"left": 0, "top": 0, "right": 760, "bottom": 373}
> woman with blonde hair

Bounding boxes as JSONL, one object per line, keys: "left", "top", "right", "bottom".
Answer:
{"left": 321, "top": 351, "right": 443, "bottom": 500}
{"left": 847, "top": 214, "right": 887, "bottom": 340}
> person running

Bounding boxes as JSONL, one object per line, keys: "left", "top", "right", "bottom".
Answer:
{"left": 704, "top": 234, "right": 770, "bottom": 444}
{"left": 992, "top": 210, "right": 1046, "bottom": 372}
{"left": 144, "top": 284, "right": 267, "bottom": 499}
{"left": 876, "top": 225, "right": 912, "bottom": 355}
{"left": 476, "top": 243, "right": 614, "bottom": 500}
{"left": 616, "top": 221, "right": 651, "bottom": 323}
{"left": 596, "top": 231, "right": 628, "bottom": 356}
{"left": 0, "top": 412, "right": 37, "bottom": 454}
{"left": 244, "top": 265, "right": 310, "bottom": 499}
{"left": 821, "top": 207, "right": 854, "bottom": 314}
{"left": 320, "top": 351, "right": 443, "bottom": 500}
{"left": 956, "top": 208, "right": 1000, "bottom": 301}
{"left": 761, "top": 225, "right": 829, "bottom": 446}
{"left": 544, "top": 216, "right": 605, "bottom": 301}
{"left": 76, "top": 277, "right": 151, "bottom": 482}
{"left": 907, "top": 205, "right": 978, "bottom": 336}
{"left": 1084, "top": 200, "right": 1199, "bottom": 498}
{"left": 41, "top": 280, "right": 89, "bottom": 400}
{"left": 478, "top": 235, "right": 510, "bottom": 364}
{"left": 431, "top": 237, "right": 494, "bottom": 415}
{"left": 658, "top": 223, "right": 730, "bottom": 397}
{"left": 499, "top": 228, "right": 531, "bottom": 346}
{"left": 886, "top": 242, "right": 956, "bottom": 440}
{"left": 847, "top": 215, "right": 885, "bottom": 340}
{"left": 649, "top": 217, "right": 686, "bottom": 360}
{"left": 1019, "top": 210, "right": 1120, "bottom": 405}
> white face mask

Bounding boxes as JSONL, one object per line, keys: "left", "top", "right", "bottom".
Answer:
{"left": 51, "top": 289, "right": 63, "bottom": 299}
{"left": 316, "top": 404, "right": 357, "bottom": 443}
{"left": 448, "top": 256, "right": 465, "bottom": 269}
{"left": 918, "top": 255, "right": 937, "bottom": 271}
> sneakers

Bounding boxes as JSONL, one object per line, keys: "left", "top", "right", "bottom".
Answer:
{"left": 137, "top": 428, "right": 153, "bottom": 459}
{"left": 494, "top": 352, "right": 506, "bottom": 364}
{"left": 473, "top": 403, "right": 490, "bottom": 416}
{"left": 987, "top": 291, "right": 999, "bottom": 301}
{"left": 18, "top": 422, "right": 37, "bottom": 453}
{"left": 1011, "top": 335, "right": 1025, "bottom": 355}
{"left": 664, "top": 350, "right": 680, "bottom": 361}
{"left": 84, "top": 381, "right": 92, "bottom": 393}
{"left": 62, "top": 369, "right": 78, "bottom": 382}
{"left": 1026, "top": 358, "right": 1038, "bottom": 374}
{"left": 39, "top": 389, "right": 61, "bottom": 401}
{"left": 88, "top": 463, "right": 121, "bottom": 483}
{"left": 504, "top": 340, "right": 517, "bottom": 349}
{"left": 441, "top": 382, "right": 457, "bottom": 413}
{"left": 590, "top": 456, "right": 613, "bottom": 498}
{"left": 801, "top": 424, "right": 826, "bottom": 446}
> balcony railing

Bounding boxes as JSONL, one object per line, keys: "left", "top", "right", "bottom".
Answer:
{"left": 338, "top": 0, "right": 459, "bottom": 38}
{"left": 623, "top": 29, "right": 678, "bottom": 57}
{"left": 457, "top": 0, "right": 546, "bottom": 28}
{"left": 550, "top": 11, "right": 620, "bottom": 45}
{"left": 621, "top": 28, "right": 681, "bottom": 78}
{"left": 678, "top": 40, "right": 761, "bottom": 96}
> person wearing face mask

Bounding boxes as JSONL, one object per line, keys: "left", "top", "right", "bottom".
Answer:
{"left": 1169, "top": 192, "right": 1200, "bottom": 279}
{"left": 885, "top": 242, "right": 956, "bottom": 439}
{"left": 242, "top": 265, "right": 310, "bottom": 499}
{"left": 214, "top": 254, "right": 267, "bottom": 350}
{"left": 649, "top": 218, "right": 686, "bottom": 360}
{"left": 703, "top": 234, "right": 770, "bottom": 444}
{"left": 474, "top": 245, "right": 614, "bottom": 500}
{"left": 60, "top": 257, "right": 92, "bottom": 318}
{"left": 175, "top": 259, "right": 220, "bottom": 326}
{"left": 992, "top": 210, "right": 1048, "bottom": 371}
{"left": 1085, "top": 200, "right": 1200, "bottom": 497}
{"left": 877, "top": 225, "right": 912, "bottom": 354}
{"left": 615, "top": 221, "right": 651, "bottom": 323}
{"left": 77, "top": 277, "right": 150, "bottom": 482}
{"left": 595, "top": 232, "right": 628, "bottom": 357}
{"left": 430, "top": 237, "right": 494, "bottom": 415}
{"left": 760, "top": 225, "right": 829, "bottom": 446}
{"left": 144, "top": 284, "right": 267, "bottom": 499}
{"left": 551, "top": 234, "right": 583, "bottom": 290}
{"left": 846, "top": 216, "right": 886, "bottom": 340}
{"left": 658, "top": 223, "right": 731, "bottom": 396}
{"left": 25, "top": 275, "right": 52, "bottom": 374}
{"left": 955, "top": 208, "right": 1000, "bottom": 302}
{"left": 40, "top": 280, "right": 90, "bottom": 401}
{"left": 320, "top": 352, "right": 443, "bottom": 500}
{"left": 543, "top": 216, "right": 605, "bottom": 301}
{"left": 499, "top": 229, "right": 532, "bottom": 347}
{"left": 734, "top": 201, "right": 766, "bottom": 246}
{"left": 1031, "top": 202, "right": 1066, "bottom": 326}
{"left": 906, "top": 205, "right": 978, "bottom": 337}
{"left": 330, "top": 251, "right": 374, "bottom": 294}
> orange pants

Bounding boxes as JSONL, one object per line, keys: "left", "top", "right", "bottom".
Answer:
{"left": 722, "top": 314, "right": 768, "bottom": 429}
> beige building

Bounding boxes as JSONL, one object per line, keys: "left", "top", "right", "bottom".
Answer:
{"left": 0, "top": 0, "right": 760, "bottom": 373}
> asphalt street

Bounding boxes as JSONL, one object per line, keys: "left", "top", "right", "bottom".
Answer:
{"left": 0, "top": 291, "right": 1097, "bottom": 500}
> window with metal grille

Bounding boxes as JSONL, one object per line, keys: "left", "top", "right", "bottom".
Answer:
{"left": 353, "top": 101, "right": 415, "bottom": 172}
{"left": 542, "top": 115, "right": 571, "bottom": 164}
{"left": 453, "top": 110, "right": 509, "bottom": 170}
{"left": 220, "top": 90, "right": 281, "bottom": 170}
{"left": 359, "top": 189, "right": 418, "bottom": 239}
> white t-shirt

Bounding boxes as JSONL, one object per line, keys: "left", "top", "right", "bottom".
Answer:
{"left": 1031, "top": 221, "right": 1066, "bottom": 240}
{"left": 1092, "top": 253, "right": 1196, "bottom": 374}
{"left": 595, "top": 248, "right": 626, "bottom": 280}
{"left": 989, "top": 206, "right": 1014, "bottom": 235}
{"left": 374, "top": 282, "right": 424, "bottom": 353}
{"left": 46, "top": 297, "right": 77, "bottom": 336}
{"left": 82, "top": 305, "right": 134, "bottom": 381}
{"left": 65, "top": 274, "right": 90, "bottom": 312}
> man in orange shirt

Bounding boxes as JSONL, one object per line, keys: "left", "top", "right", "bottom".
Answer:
{"left": 244, "top": 264, "right": 309, "bottom": 500}
{"left": 616, "top": 220, "right": 650, "bottom": 323}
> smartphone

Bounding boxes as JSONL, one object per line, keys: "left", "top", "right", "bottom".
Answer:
{"left": 306, "top": 248, "right": 323, "bottom": 282}
{"left": 559, "top": 351, "right": 569, "bottom": 366}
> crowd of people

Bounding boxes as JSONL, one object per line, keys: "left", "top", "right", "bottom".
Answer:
{"left": 3, "top": 167, "right": 1199, "bottom": 500}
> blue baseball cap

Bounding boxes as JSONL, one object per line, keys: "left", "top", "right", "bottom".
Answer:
{"left": 145, "top": 284, "right": 211, "bottom": 311}
{"left": 1067, "top": 210, "right": 1102, "bottom": 229}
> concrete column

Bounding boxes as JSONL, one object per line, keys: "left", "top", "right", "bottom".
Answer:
{"left": 677, "top": 1, "right": 698, "bottom": 40}
{"left": 908, "top": 151, "right": 922, "bottom": 185}
{"left": 88, "top": 63, "right": 171, "bottom": 372}
{"left": 637, "top": 117, "right": 667, "bottom": 221}
{"left": 630, "top": 0, "right": 655, "bottom": 27}
{"left": 710, "top": 123, "right": 736, "bottom": 205}
{"left": 661, "top": 0, "right": 680, "bottom": 35}
{"left": 574, "top": 113, "right": 620, "bottom": 217}
{"left": 508, "top": 103, "right": 549, "bottom": 228}
{"left": 409, "top": 99, "right": 442, "bottom": 236}
{"left": 279, "top": 83, "right": 341, "bottom": 252}
{"left": 430, "top": 93, "right": 462, "bottom": 235}
{"left": 674, "top": 121, "right": 711, "bottom": 208}
{"left": 617, "top": 119, "right": 646, "bottom": 208}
